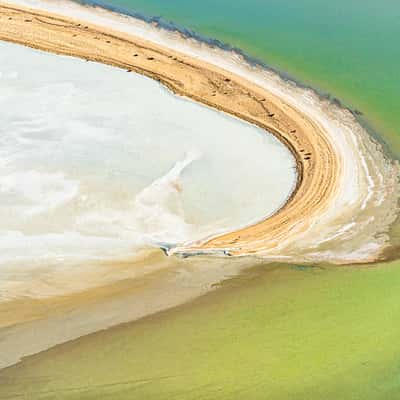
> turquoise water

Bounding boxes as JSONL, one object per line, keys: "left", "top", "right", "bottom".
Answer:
{"left": 83, "top": 0, "right": 400, "bottom": 154}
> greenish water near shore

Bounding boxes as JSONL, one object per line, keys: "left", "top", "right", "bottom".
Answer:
{"left": 89, "top": 0, "right": 400, "bottom": 153}
{"left": 2, "top": 261, "right": 400, "bottom": 399}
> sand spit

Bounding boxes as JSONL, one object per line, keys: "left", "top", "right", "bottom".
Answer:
{"left": 0, "top": 0, "right": 399, "bottom": 264}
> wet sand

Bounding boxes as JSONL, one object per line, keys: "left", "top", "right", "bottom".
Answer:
{"left": 0, "top": 251, "right": 256, "bottom": 369}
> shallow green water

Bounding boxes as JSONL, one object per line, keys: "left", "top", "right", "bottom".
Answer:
{"left": 2, "top": 261, "right": 400, "bottom": 399}
{"left": 91, "top": 0, "right": 400, "bottom": 153}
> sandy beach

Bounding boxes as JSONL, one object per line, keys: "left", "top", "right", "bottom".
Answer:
{"left": 1, "top": 1, "right": 398, "bottom": 265}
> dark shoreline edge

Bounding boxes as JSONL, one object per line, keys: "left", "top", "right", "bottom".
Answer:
{"left": 75, "top": 0, "right": 398, "bottom": 161}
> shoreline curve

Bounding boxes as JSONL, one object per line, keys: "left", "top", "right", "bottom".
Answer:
{"left": 0, "top": 1, "right": 398, "bottom": 264}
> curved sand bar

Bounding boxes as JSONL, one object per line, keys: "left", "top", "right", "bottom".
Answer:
{"left": 0, "top": 2, "right": 398, "bottom": 264}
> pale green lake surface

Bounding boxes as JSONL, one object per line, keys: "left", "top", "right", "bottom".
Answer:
{"left": 0, "top": 1, "right": 399, "bottom": 399}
